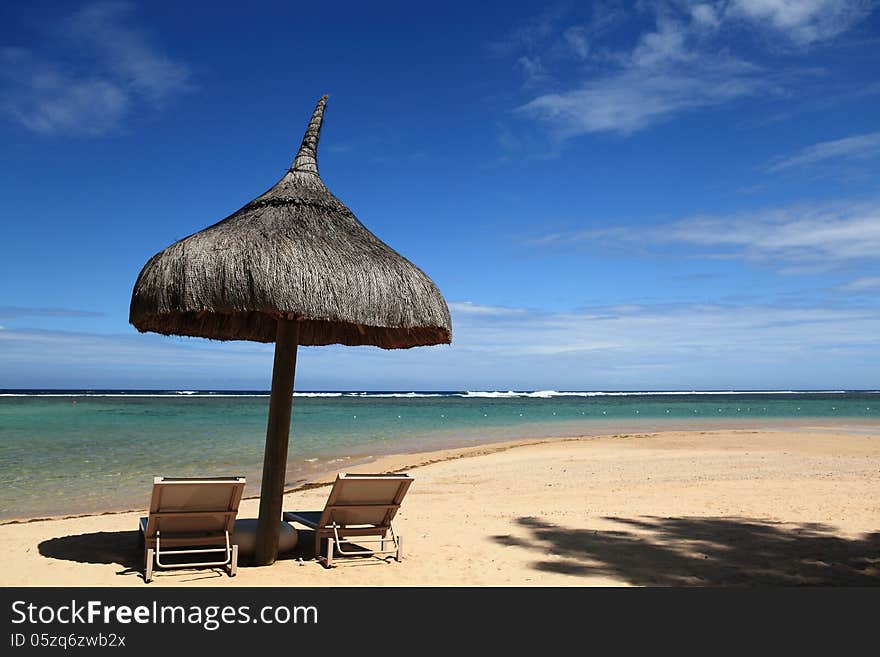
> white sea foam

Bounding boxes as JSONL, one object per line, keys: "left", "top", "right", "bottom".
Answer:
{"left": 0, "top": 389, "right": 866, "bottom": 398}
{"left": 459, "top": 390, "right": 853, "bottom": 398}
{"left": 345, "top": 392, "right": 445, "bottom": 398}
{"left": 461, "top": 390, "right": 558, "bottom": 398}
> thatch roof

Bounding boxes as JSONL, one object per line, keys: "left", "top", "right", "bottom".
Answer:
{"left": 129, "top": 96, "right": 451, "bottom": 349}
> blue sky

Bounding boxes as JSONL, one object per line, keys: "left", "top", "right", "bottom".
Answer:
{"left": 1, "top": 0, "right": 879, "bottom": 390}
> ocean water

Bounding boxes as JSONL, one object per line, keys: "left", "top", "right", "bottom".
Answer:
{"left": 1, "top": 389, "right": 878, "bottom": 520}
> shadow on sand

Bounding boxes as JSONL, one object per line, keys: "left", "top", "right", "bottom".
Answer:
{"left": 493, "top": 516, "right": 880, "bottom": 586}
{"left": 38, "top": 530, "right": 144, "bottom": 577}
{"left": 37, "top": 528, "right": 377, "bottom": 580}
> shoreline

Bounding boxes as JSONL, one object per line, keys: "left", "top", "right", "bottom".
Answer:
{"left": 0, "top": 434, "right": 583, "bottom": 526}
{"left": 3, "top": 418, "right": 879, "bottom": 525}
{"left": 3, "top": 387, "right": 879, "bottom": 522}
{"left": 1, "top": 424, "right": 877, "bottom": 586}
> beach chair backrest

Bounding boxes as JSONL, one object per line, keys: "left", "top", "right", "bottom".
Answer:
{"left": 145, "top": 476, "right": 245, "bottom": 538}
{"left": 319, "top": 473, "right": 412, "bottom": 529}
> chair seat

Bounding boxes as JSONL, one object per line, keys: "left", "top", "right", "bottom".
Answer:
{"left": 283, "top": 510, "right": 322, "bottom": 528}
{"left": 139, "top": 517, "right": 228, "bottom": 541}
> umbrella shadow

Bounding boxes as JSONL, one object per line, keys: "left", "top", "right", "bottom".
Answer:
{"left": 494, "top": 516, "right": 880, "bottom": 586}
{"left": 36, "top": 528, "right": 379, "bottom": 578}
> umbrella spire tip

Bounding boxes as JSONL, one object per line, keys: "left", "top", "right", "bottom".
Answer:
{"left": 291, "top": 96, "right": 329, "bottom": 174}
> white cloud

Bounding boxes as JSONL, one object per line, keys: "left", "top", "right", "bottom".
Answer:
{"left": 488, "top": 5, "right": 567, "bottom": 56}
{"left": 516, "top": 10, "right": 765, "bottom": 136}
{"left": 62, "top": 1, "right": 190, "bottom": 106}
{"left": 562, "top": 25, "right": 590, "bottom": 60}
{"left": 631, "top": 16, "right": 694, "bottom": 68}
{"left": 529, "top": 199, "right": 880, "bottom": 264}
{"left": 691, "top": 3, "right": 722, "bottom": 29}
{"left": 509, "top": 1, "right": 872, "bottom": 137}
{"left": 0, "top": 328, "right": 274, "bottom": 387}
{"left": 660, "top": 206, "right": 880, "bottom": 262}
{"left": 518, "top": 60, "right": 762, "bottom": 136}
{"left": 767, "top": 131, "right": 880, "bottom": 171}
{"left": 839, "top": 276, "right": 880, "bottom": 292}
{"left": 515, "top": 56, "right": 550, "bottom": 87}
{"left": 449, "top": 301, "right": 527, "bottom": 316}
{"left": 0, "top": 48, "right": 131, "bottom": 136}
{"left": 728, "top": 0, "right": 872, "bottom": 45}
{"left": 0, "top": 306, "right": 105, "bottom": 320}
{"left": 454, "top": 303, "right": 880, "bottom": 357}
{"left": 0, "top": 2, "right": 190, "bottom": 136}
{"left": 4, "top": 301, "right": 880, "bottom": 389}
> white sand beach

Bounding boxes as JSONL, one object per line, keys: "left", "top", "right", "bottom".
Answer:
{"left": 1, "top": 427, "right": 878, "bottom": 586}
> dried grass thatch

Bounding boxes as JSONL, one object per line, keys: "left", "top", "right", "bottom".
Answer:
{"left": 129, "top": 96, "right": 451, "bottom": 349}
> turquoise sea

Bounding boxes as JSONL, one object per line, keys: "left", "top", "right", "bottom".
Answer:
{"left": 1, "top": 389, "right": 878, "bottom": 520}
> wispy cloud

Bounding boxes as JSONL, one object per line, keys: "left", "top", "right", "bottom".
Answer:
{"left": 839, "top": 276, "right": 880, "bottom": 292}
{"left": 518, "top": 56, "right": 764, "bottom": 137}
{"left": 0, "top": 1, "right": 191, "bottom": 136}
{"left": 0, "top": 307, "right": 105, "bottom": 320}
{"left": 449, "top": 301, "right": 528, "bottom": 316}
{"left": 505, "top": 1, "right": 873, "bottom": 137}
{"left": 562, "top": 25, "right": 590, "bottom": 60}
{"left": 61, "top": 1, "right": 191, "bottom": 106}
{"left": 529, "top": 199, "right": 880, "bottom": 265}
{"left": 488, "top": 5, "right": 570, "bottom": 56}
{"left": 0, "top": 48, "right": 131, "bottom": 136}
{"left": 0, "top": 328, "right": 274, "bottom": 388}
{"left": 514, "top": 8, "right": 764, "bottom": 136}
{"left": 453, "top": 302, "right": 880, "bottom": 358}
{"left": 767, "top": 131, "right": 880, "bottom": 172}
{"left": 515, "top": 55, "right": 551, "bottom": 87}
{"left": 4, "top": 301, "right": 880, "bottom": 389}
{"left": 727, "top": 0, "right": 873, "bottom": 46}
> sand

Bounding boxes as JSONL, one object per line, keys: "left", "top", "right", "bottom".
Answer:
{"left": 1, "top": 428, "right": 878, "bottom": 586}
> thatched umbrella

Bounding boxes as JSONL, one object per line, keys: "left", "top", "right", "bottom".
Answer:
{"left": 129, "top": 96, "right": 451, "bottom": 565}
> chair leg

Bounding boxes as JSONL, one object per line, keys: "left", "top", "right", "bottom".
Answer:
{"left": 326, "top": 536, "right": 335, "bottom": 568}
{"left": 228, "top": 544, "right": 238, "bottom": 577}
{"left": 145, "top": 548, "right": 154, "bottom": 583}
{"left": 396, "top": 535, "right": 402, "bottom": 562}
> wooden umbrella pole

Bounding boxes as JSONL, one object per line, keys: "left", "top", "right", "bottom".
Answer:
{"left": 254, "top": 317, "right": 299, "bottom": 566}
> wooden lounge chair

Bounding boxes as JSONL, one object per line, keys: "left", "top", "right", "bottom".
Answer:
{"left": 138, "top": 476, "right": 245, "bottom": 582}
{"left": 283, "top": 473, "right": 412, "bottom": 567}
